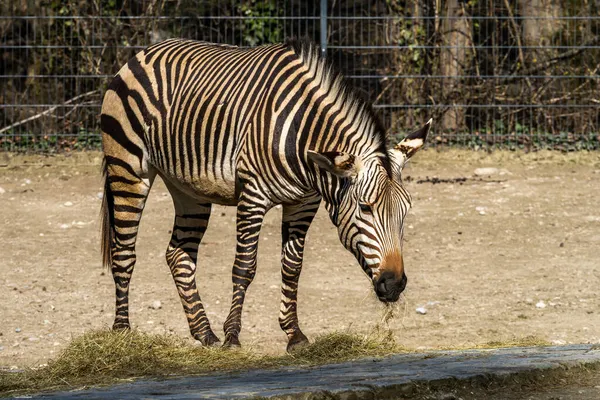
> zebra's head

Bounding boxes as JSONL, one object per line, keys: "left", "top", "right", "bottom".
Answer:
{"left": 308, "top": 119, "right": 431, "bottom": 303}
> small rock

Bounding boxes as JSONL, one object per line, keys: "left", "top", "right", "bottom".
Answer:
{"left": 536, "top": 300, "right": 547, "bottom": 309}
{"left": 147, "top": 321, "right": 154, "bottom": 324}
{"left": 28, "top": 337, "right": 39, "bottom": 341}
{"left": 551, "top": 339, "right": 566, "bottom": 345}
{"left": 63, "top": 201, "right": 73, "bottom": 207}
{"left": 437, "top": 393, "right": 458, "bottom": 400}
{"left": 39, "top": 233, "right": 44, "bottom": 236}
{"left": 53, "top": 342, "right": 60, "bottom": 346}
{"left": 15, "top": 328, "right": 21, "bottom": 333}
{"left": 215, "top": 300, "right": 220, "bottom": 305}
{"left": 43, "top": 320, "right": 50, "bottom": 325}
{"left": 415, "top": 307, "right": 427, "bottom": 315}
{"left": 96, "top": 192, "right": 103, "bottom": 200}
{"left": 0, "top": 187, "right": 5, "bottom": 194}
{"left": 59, "top": 224, "right": 70, "bottom": 229}
{"left": 474, "top": 167, "right": 499, "bottom": 176}
{"left": 269, "top": 285, "right": 278, "bottom": 290}
{"left": 0, "top": 346, "right": 4, "bottom": 351}
{"left": 23, "top": 179, "right": 32, "bottom": 185}
{"left": 150, "top": 300, "right": 162, "bottom": 310}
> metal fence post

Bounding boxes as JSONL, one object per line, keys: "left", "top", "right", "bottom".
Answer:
{"left": 320, "top": 0, "right": 327, "bottom": 57}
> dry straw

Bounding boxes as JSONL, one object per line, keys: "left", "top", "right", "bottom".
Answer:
{"left": 0, "top": 326, "right": 552, "bottom": 397}
{"left": 0, "top": 328, "right": 407, "bottom": 396}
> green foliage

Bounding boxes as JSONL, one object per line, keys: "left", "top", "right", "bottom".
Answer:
{"left": 238, "top": 0, "right": 283, "bottom": 46}
{"left": 1, "top": 130, "right": 102, "bottom": 152}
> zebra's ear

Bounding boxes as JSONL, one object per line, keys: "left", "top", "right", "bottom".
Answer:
{"left": 307, "top": 150, "right": 362, "bottom": 178}
{"left": 394, "top": 118, "right": 432, "bottom": 160}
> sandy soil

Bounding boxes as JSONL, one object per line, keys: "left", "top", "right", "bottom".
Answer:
{"left": 0, "top": 150, "right": 599, "bottom": 368}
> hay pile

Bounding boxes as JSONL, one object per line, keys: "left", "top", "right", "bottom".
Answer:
{"left": 0, "top": 327, "right": 406, "bottom": 396}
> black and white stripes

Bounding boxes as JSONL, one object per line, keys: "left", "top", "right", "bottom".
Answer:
{"left": 100, "top": 38, "right": 430, "bottom": 350}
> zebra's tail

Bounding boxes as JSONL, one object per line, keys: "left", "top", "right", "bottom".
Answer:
{"left": 101, "top": 158, "right": 114, "bottom": 269}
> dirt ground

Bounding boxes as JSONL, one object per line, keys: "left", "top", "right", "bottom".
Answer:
{"left": 0, "top": 150, "right": 599, "bottom": 368}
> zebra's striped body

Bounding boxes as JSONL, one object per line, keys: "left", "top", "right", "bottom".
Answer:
{"left": 101, "top": 38, "right": 430, "bottom": 350}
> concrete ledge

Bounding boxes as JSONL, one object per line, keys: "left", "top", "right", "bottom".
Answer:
{"left": 33, "top": 345, "right": 600, "bottom": 399}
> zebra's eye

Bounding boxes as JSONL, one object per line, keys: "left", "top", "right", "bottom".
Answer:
{"left": 359, "top": 203, "right": 372, "bottom": 214}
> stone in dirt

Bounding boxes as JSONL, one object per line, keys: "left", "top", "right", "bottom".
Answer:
{"left": 474, "top": 167, "right": 500, "bottom": 176}
{"left": 536, "top": 300, "right": 547, "bottom": 309}
{"left": 150, "top": 300, "right": 162, "bottom": 310}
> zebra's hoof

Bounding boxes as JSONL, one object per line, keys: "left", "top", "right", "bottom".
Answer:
{"left": 197, "top": 331, "right": 220, "bottom": 347}
{"left": 286, "top": 331, "right": 309, "bottom": 353}
{"left": 112, "top": 322, "right": 131, "bottom": 331}
{"left": 222, "top": 333, "right": 241, "bottom": 349}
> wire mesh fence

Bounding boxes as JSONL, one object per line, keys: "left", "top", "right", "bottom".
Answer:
{"left": 1, "top": 0, "right": 599, "bottom": 152}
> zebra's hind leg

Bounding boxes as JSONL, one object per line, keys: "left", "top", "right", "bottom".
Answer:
{"left": 279, "top": 199, "right": 320, "bottom": 352}
{"left": 103, "top": 160, "right": 155, "bottom": 331}
{"left": 165, "top": 184, "right": 220, "bottom": 346}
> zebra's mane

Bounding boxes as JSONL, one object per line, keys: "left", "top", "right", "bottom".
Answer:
{"left": 285, "top": 38, "right": 391, "bottom": 174}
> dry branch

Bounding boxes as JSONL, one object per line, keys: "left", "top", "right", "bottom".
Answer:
{"left": 0, "top": 90, "right": 99, "bottom": 135}
{"left": 499, "top": 36, "right": 600, "bottom": 84}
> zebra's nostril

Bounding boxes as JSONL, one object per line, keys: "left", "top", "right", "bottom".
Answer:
{"left": 375, "top": 271, "right": 407, "bottom": 302}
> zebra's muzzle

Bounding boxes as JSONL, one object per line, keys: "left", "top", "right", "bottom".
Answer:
{"left": 374, "top": 271, "right": 407, "bottom": 302}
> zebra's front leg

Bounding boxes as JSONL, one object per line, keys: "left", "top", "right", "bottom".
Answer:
{"left": 279, "top": 199, "right": 320, "bottom": 352}
{"left": 222, "top": 191, "right": 271, "bottom": 348}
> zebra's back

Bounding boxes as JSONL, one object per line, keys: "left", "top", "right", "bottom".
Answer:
{"left": 101, "top": 39, "right": 301, "bottom": 205}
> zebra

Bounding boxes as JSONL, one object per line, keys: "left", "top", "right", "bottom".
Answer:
{"left": 100, "top": 38, "right": 430, "bottom": 351}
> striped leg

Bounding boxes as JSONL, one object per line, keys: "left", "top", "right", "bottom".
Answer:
{"left": 222, "top": 191, "right": 270, "bottom": 347}
{"left": 279, "top": 199, "right": 320, "bottom": 352}
{"left": 165, "top": 188, "right": 219, "bottom": 346}
{"left": 107, "top": 166, "right": 155, "bottom": 331}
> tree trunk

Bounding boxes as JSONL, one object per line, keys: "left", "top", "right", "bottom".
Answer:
{"left": 439, "top": 0, "right": 472, "bottom": 133}
{"left": 420, "top": 0, "right": 436, "bottom": 116}
{"left": 518, "top": 0, "right": 562, "bottom": 64}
